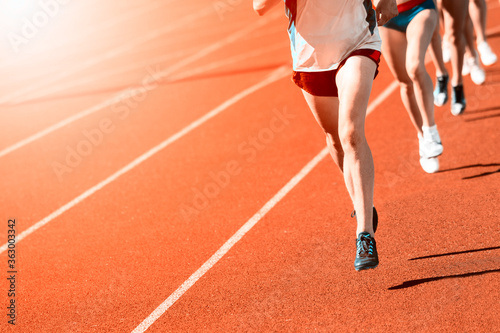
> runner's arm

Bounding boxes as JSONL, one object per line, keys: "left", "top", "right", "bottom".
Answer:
{"left": 253, "top": 0, "right": 281, "bottom": 16}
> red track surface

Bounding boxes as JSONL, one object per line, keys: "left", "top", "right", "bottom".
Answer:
{"left": 1, "top": 1, "right": 499, "bottom": 332}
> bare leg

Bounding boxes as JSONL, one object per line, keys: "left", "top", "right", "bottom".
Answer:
{"left": 441, "top": 0, "right": 469, "bottom": 86}
{"left": 464, "top": 14, "right": 476, "bottom": 60}
{"left": 336, "top": 56, "right": 377, "bottom": 236}
{"left": 463, "top": 13, "right": 486, "bottom": 85}
{"left": 381, "top": 15, "right": 443, "bottom": 174}
{"left": 300, "top": 92, "right": 344, "bottom": 172}
{"left": 429, "top": 1, "right": 450, "bottom": 107}
{"left": 379, "top": 27, "right": 424, "bottom": 135}
{"left": 429, "top": 10, "right": 448, "bottom": 77}
{"left": 469, "top": 0, "right": 487, "bottom": 45}
{"left": 301, "top": 92, "right": 359, "bottom": 213}
{"left": 406, "top": 9, "right": 438, "bottom": 128}
{"left": 470, "top": 0, "right": 497, "bottom": 66}
{"left": 301, "top": 57, "right": 378, "bottom": 236}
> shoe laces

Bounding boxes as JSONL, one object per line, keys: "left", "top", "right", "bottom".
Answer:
{"left": 357, "top": 234, "right": 375, "bottom": 256}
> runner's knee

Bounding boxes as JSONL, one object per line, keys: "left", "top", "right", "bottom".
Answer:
{"left": 339, "top": 127, "right": 364, "bottom": 153}
{"left": 397, "top": 78, "right": 413, "bottom": 91}
{"left": 406, "top": 61, "right": 428, "bottom": 82}
{"left": 398, "top": 80, "right": 415, "bottom": 98}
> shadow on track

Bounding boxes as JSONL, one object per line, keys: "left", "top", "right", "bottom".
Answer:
{"left": 438, "top": 163, "right": 500, "bottom": 179}
{"left": 462, "top": 168, "right": 500, "bottom": 179}
{"left": 388, "top": 269, "right": 500, "bottom": 290}
{"left": 487, "top": 31, "right": 500, "bottom": 39}
{"left": 465, "top": 105, "right": 500, "bottom": 114}
{"left": 409, "top": 245, "right": 500, "bottom": 260}
{"left": 464, "top": 112, "right": 500, "bottom": 122}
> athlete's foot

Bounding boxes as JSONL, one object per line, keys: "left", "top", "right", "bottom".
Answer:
{"left": 462, "top": 56, "right": 472, "bottom": 76}
{"left": 354, "top": 232, "right": 379, "bottom": 271}
{"left": 419, "top": 128, "right": 443, "bottom": 158}
{"left": 420, "top": 156, "right": 440, "bottom": 174}
{"left": 451, "top": 84, "right": 466, "bottom": 116}
{"left": 469, "top": 56, "right": 486, "bottom": 85}
{"left": 418, "top": 127, "right": 442, "bottom": 173}
{"left": 434, "top": 74, "right": 449, "bottom": 106}
{"left": 477, "top": 41, "right": 497, "bottom": 66}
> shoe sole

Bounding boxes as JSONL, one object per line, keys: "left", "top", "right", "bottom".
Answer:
{"left": 471, "top": 73, "right": 486, "bottom": 85}
{"left": 434, "top": 95, "right": 448, "bottom": 107}
{"left": 420, "top": 156, "right": 440, "bottom": 174}
{"left": 451, "top": 104, "right": 466, "bottom": 116}
{"left": 480, "top": 56, "right": 497, "bottom": 67}
{"left": 354, "top": 262, "right": 379, "bottom": 271}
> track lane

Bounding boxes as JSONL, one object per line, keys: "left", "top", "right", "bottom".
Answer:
{"left": 0, "top": 74, "right": 329, "bottom": 332}
{"left": 138, "top": 3, "right": 500, "bottom": 332}
{"left": 0, "top": 4, "right": 288, "bottom": 244}
{"left": 1, "top": 1, "right": 499, "bottom": 332}
{"left": 143, "top": 44, "right": 500, "bottom": 333}
{"left": 0, "top": 65, "right": 288, "bottom": 242}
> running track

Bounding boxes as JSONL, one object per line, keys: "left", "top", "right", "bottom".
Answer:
{"left": 1, "top": 1, "right": 499, "bottom": 332}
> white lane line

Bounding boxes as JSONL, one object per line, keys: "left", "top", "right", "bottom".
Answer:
{"left": 169, "top": 44, "right": 287, "bottom": 81}
{"left": 8, "top": 5, "right": 282, "bottom": 105}
{"left": 17, "top": 43, "right": 285, "bottom": 106}
{"left": 0, "top": 66, "right": 289, "bottom": 255}
{"left": 131, "top": 148, "right": 330, "bottom": 333}
{"left": 14, "top": 47, "right": 199, "bottom": 105}
{"left": 0, "top": 6, "right": 215, "bottom": 104}
{"left": 0, "top": 98, "right": 117, "bottom": 159}
{"left": 0, "top": 0, "right": 170, "bottom": 71}
{"left": 0, "top": 11, "right": 281, "bottom": 158}
{"left": 130, "top": 79, "right": 399, "bottom": 333}
{"left": 368, "top": 80, "right": 398, "bottom": 113}
{"left": 109, "top": 10, "right": 282, "bottom": 90}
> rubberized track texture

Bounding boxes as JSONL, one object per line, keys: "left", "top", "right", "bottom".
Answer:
{"left": 0, "top": 0, "right": 499, "bottom": 332}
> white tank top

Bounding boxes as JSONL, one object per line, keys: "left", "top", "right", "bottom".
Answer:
{"left": 285, "top": 0, "right": 382, "bottom": 71}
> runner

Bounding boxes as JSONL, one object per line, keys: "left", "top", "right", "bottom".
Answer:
{"left": 379, "top": 0, "right": 444, "bottom": 173}
{"left": 437, "top": 0, "right": 469, "bottom": 115}
{"left": 462, "top": 12, "right": 486, "bottom": 86}
{"left": 253, "top": 0, "right": 398, "bottom": 270}
{"left": 430, "top": 9, "right": 450, "bottom": 107}
{"left": 468, "top": 0, "right": 497, "bottom": 66}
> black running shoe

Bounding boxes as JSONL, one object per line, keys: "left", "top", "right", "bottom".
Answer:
{"left": 451, "top": 84, "right": 466, "bottom": 116}
{"left": 351, "top": 207, "right": 378, "bottom": 233}
{"left": 354, "top": 232, "right": 379, "bottom": 271}
{"left": 434, "top": 74, "right": 449, "bottom": 106}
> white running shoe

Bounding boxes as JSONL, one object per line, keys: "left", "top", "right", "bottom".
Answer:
{"left": 419, "top": 130, "right": 443, "bottom": 159}
{"left": 420, "top": 157, "right": 440, "bottom": 174}
{"left": 434, "top": 75, "right": 449, "bottom": 106}
{"left": 451, "top": 85, "right": 466, "bottom": 116}
{"left": 462, "top": 56, "right": 473, "bottom": 76}
{"left": 442, "top": 41, "right": 451, "bottom": 63}
{"left": 477, "top": 41, "right": 497, "bottom": 66}
{"left": 470, "top": 56, "right": 486, "bottom": 85}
